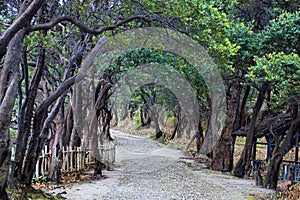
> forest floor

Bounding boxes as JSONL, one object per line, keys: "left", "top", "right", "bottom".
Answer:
{"left": 45, "top": 129, "right": 276, "bottom": 200}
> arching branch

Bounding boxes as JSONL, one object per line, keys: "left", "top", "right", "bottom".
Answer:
{"left": 26, "top": 15, "right": 146, "bottom": 34}
{"left": 0, "top": 0, "right": 45, "bottom": 59}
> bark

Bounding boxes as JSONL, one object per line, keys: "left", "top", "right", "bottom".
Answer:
{"left": 0, "top": 0, "right": 45, "bottom": 59}
{"left": 154, "top": 116, "right": 162, "bottom": 139}
{"left": 196, "top": 119, "right": 204, "bottom": 154}
{"left": 71, "top": 83, "right": 84, "bottom": 148}
{"left": 21, "top": 107, "right": 46, "bottom": 185}
{"left": 201, "top": 92, "right": 220, "bottom": 156}
{"left": 0, "top": 0, "right": 37, "bottom": 192}
{"left": 170, "top": 107, "right": 182, "bottom": 140}
{"left": 140, "top": 89, "right": 152, "bottom": 127}
{"left": 22, "top": 90, "right": 68, "bottom": 184}
{"left": 170, "top": 115, "right": 179, "bottom": 140}
{"left": 92, "top": 81, "right": 113, "bottom": 175}
{"left": 265, "top": 104, "right": 300, "bottom": 189}
{"left": 48, "top": 103, "right": 64, "bottom": 182}
{"left": 145, "top": 86, "right": 162, "bottom": 139}
{"left": 140, "top": 106, "right": 151, "bottom": 127}
{"left": 211, "top": 77, "right": 241, "bottom": 172}
{"left": 0, "top": 63, "right": 19, "bottom": 198}
{"left": 238, "top": 85, "right": 250, "bottom": 128}
{"left": 233, "top": 83, "right": 268, "bottom": 177}
{"left": 63, "top": 101, "right": 74, "bottom": 147}
{"left": 185, "top": 111, "right": 204, "bottom": 153}
{"left": 15, "top": 45, "right": 45, "bottom": 182}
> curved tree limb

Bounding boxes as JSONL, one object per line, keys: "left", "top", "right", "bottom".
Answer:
{"left": 0, "top": 0, "right": 45, "bottom": 59}
{"left": 26, "top": 15, "right": 146, "bottom": 34}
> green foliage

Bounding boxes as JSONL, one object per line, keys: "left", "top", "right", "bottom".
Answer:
{"left": 141, "top": 0, "right": 240, "bottom": 71}
{"left": 228, "top": 20, "right": 256, "bottom": 74}
{"left": 257, "top": 11, "right": 300, "bottom": 55}
{"left": 247, "top": 52, "right": 300, "bottom": 108}
{"left": 242, "top": 11, "right": 300, "bottom": 111}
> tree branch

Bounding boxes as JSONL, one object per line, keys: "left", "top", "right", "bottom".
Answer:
{"left": 0, "top": 0, "right": 45, "bottom": 59}
{"left": 37, "top": 75, "right": 76, "bottom": 115}
{"left": 26, "top": 15, "right": 146, "bottom": 34}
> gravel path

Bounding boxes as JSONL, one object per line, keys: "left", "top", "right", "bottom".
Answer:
{"left": 48, "top": 130, "right": 275, "bottom": 200}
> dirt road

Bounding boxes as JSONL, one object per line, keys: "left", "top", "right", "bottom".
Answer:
{"left": 47, "top": 130, "right": 275, "bottom": 200}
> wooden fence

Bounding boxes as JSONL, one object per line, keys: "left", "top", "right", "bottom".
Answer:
{"left": 35, "top": 145, "right": 51, "bottom": 180}
{"left": 281, "top": 163, "right": 300, "bottom": 183}
{"left": 34, "top": 141, "right": 116, "bottom": 180}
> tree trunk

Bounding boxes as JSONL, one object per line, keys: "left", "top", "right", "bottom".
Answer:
{"left": 148, "top": 104, "right": 162, "bottom": 139}
{"left": 233, "top": 83, "right": 268, "bottom": 177}
{"left": 265, "top": 104, "right": 300, "bottom": 189}
{"left": 16, "top": 44, "right": 45, "bottom": 183}
{"left": 20, "top": 38, "right": 82, "bottom": 184}
{"left": 91, "top": 81, "right": 113, "bottom": 175}
{"left": 140, "top": 105, "right": 151, "bottom": 127}
{"left": 48, "top": 103, "right": 65, "bottom": 182}
{"left": 63, "top": 101, "right": 74, "bottom": 147}
{"left": 0, "top": 129, "right": 9, "bottom": 199}
{"left": 238, "top": 85, "right": 250, "bottom": 129}
{"left": 22, "top": 108, "right": 47, "bottom": 185}
{"left": 1, "top": 1, "right": 46, "bottom": 192}
{"left": 211, "top": 77, "right": 241, "bottom": 172}
{"left": 154, "top": 117, "right": 162, "bottom": 139}
{"left": 170, "top": 113, "right": 179, "bottom": 140}
{"left": 0, "top": 0, "right": 35, "bottom": 191}
{"left": 196, "top": 119, "right": 204, "bottom": 154}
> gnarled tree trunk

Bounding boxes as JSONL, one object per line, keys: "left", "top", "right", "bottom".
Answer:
{"left": 211, "top": 77, "right": 241, "bottom": 172}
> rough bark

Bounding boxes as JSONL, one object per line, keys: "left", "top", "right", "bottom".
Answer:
{"left": 211, "top": 77, "right": 241, "bottom": 172}
{"left": 15, "top": 45, "right": 45, "bottom": 182}
{"left": 0, "top": 0, "right": 37, "bottom": 192}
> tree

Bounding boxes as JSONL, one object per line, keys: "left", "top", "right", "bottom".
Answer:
{"left": 0, "top": 1, "right": 45, "bottom": 197}
{"left": 0, "top": 0, "right": 147, "bottom": 197}
{"left": 247, "top": 52, "right": 300, "bottom": 188}
{"left": 233, "top": 11, "right": 300, "bottom": 183}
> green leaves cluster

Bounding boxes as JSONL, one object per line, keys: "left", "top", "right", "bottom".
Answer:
{"left": 141, "top": 0, "right": 240, "bottom": 71}
{"left": 257, "top": 11, "right": 300, "bottom": 55}
{"left": 248, "top": 52, "right": 300, "bottom": 107}
{"left": 244, "top": 10, "right": 300, "bottom": 109}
